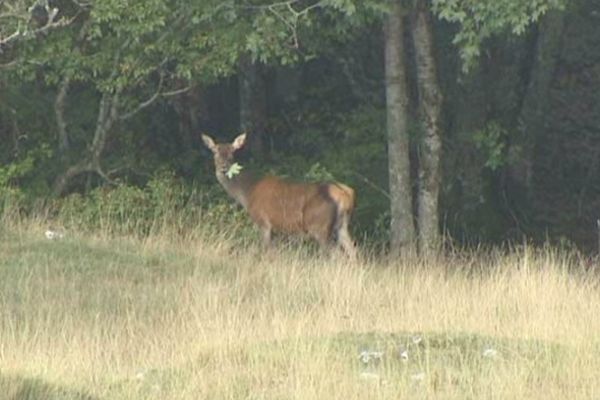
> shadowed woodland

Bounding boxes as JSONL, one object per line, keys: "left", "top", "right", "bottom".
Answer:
{"left": 1, "top": 0, "right": 599, "bottom": 252}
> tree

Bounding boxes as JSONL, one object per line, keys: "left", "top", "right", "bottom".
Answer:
{"left": 239, "top": 56, "right": 267, "bottom": 159}
{"left": 3, "top": 0, "right": 581, "bottom": 250}
{"left": 0, "top": 0, "right": 76, "bottom": 60}
{"left": 384, "top": 0, "right": 416, "bottom": 256}
{"left": 44, "top": 0, "right": 202, "bottom": 194}
{"left": 380, "top": 0, "right": 567, "bottom": 254}
{"left": 412, "top": 0, "right": 443, "bottom": 253}
{"left": 430, "top": 0, "right": 569, "bottom": 243}
{"left": 431, "top": 0, "right": 567, "bottom": 71}
{"left": 511, "top": 10, "right": 566, "bottom": 199}
{"left": 2, "top": 0, "right": 331, "bottom": 194}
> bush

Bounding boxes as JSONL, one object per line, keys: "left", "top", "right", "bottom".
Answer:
{"left": 51, "top": 171, "right": 254, "bottom": 241}
{"left": 0, "top": 145, "right": 52, "bottom": 219}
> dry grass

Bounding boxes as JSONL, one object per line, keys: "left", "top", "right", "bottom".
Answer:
{"left": 1, "top": 218, "right": 600, "bottom": 399}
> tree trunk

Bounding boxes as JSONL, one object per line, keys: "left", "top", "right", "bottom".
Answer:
{"left": 54, "top": 76, "right": 71, "bottom": 154}
{"left": 511, "top": 10, "right": 566, "bottom": 197}
{"left": 239, "top": 56, "right": 267, "bottom": 159}
{"left": 274, "top": 65, "right": 300, "bottom": 106}
{"left": 53, "top": 91, "right": 119, "bottom": 195}
{"left": 385, "top": 0, "right": 416, "bottom": 256}
{"left": 412, "top": 1, "right": 443, "bottom": 253}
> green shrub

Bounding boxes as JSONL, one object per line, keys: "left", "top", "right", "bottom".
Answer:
{"left": 0, "top": 145, "right": 52, "bottom": 219}
{"left": 51, "top": 171, "right": 255, "bottom": 241}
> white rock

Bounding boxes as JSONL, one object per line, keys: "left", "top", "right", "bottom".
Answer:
{"left": 399, "top": 348, "right": 409, "bottom": 361}
{"left": 358, "top": 350, "right": 384, "bottom": 364}
{"left": 482, "top": 348, "right": 499, "bottom": 358}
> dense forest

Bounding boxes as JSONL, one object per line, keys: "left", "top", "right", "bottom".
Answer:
{"left": 1, "top": 0, "right": 599, "bottom": 252}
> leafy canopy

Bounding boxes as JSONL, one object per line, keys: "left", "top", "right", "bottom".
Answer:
{"left": 432, "top": 0, "right": 567, "bottom": 71}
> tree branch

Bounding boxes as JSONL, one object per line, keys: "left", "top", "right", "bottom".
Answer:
{"left": 161, "top": 86, "right": 191, "bottom": 97}
{"left": 240, "top": 0, "right": 325, "bottom": 49}
{"left": 0, "top": 59, "right": 18, "bottom": 69}
{"left": 0, "top": 9, "right": 78, "bottom": 51}
{"left": 53, "top": 40, "right": 126, "bottom": 195}
{"left": 119, "top": 74, "right": 164, "bottom": 120}
{"left": 351, "top": 171, "right": 391, "bottom": 200}
{"left": 54, "top": 76, "right": 71, "bottom": 153}
{"left": 240, "top": 0, "right": 323, "bottom": 11}
{"left": 267, "top": 4, "right": 300, "bottom": 48}
{"left": 120, "top": 73, "right": 191, "bottom": 121}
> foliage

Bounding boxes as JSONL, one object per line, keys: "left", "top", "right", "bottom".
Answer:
{"left": 303, "top": 162, "right": 335, "bottom": 181}
{"left": 472, "top": 121, "right": 508, "bottom": 171}
{"left": 268, "top": 79, "right": 389, "bottom": 241}
{"left": 2, "top": 0, "right": 600, "bottom": 250}
{"left": 0, "top": 147, "right": 44, "bottom": 188}
{"left": 432, "top": 0, "right": 567, "bottom": 71}
{"left": 3, "top": 0, "right": 387, "bottom": 88}
{"left": 0, "top": 144, "right": 52, "bottom": 213}
{"left": 53, "top": 171, "right": 252, "bottom": 239}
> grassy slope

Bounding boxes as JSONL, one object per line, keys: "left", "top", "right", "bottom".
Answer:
{"left": 1, "top": 221, "right": 600, "bottom": 399}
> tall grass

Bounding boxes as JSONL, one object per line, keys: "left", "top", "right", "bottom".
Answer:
{"left": 1, "top": 199, "right": 600, "bottom": 399}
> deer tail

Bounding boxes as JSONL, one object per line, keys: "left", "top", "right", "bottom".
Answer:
{"left": 327, "top": 183, "right": 357, "bottom": 259}
{"left": 327, "top": 183, "right": 355, "bottom": 234}
{"left": 328, "top": 183, "right": 355, "bottom": 215}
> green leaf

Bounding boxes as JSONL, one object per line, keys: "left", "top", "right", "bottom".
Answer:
{"left": 225, "top": 163, "right": 243, "bottom": 179}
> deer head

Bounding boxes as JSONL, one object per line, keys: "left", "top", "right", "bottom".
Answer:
{"left": 201, "top": 133, "right": 247, "bottom": 176}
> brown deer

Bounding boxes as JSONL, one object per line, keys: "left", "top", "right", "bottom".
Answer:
{"left": 202, "top": 133, "right": 357, "bottom": 258}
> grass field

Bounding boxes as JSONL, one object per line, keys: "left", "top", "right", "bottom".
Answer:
{"left": 1, "top": 218, "right": 600, "bottom": 399}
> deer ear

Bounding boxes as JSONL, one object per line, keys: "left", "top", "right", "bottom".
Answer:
{"left": 232, "top": 133, "right": 247, "bottom": 151}
{"left": 202, "top": 134, "right": 217, "bottom": 152}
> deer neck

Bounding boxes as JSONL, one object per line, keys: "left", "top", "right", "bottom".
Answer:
{"left": 215, "top": 169, "right": 257, "bottom": 210}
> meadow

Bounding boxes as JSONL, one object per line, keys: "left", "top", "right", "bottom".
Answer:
{"left": 1, "top": 216, "right": 600, "bottom": 399}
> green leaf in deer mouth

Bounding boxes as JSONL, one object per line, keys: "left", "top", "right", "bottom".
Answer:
{"left": 225, "top": 163, "right": 243, "bottom": 179}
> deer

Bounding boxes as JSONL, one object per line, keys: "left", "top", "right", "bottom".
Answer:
{"left": 202, "top": 133, "right": 357, "bottom": 259}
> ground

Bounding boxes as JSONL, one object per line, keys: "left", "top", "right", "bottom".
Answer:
{"left": 1, "top": 220, "right": 599, "bottom": 399}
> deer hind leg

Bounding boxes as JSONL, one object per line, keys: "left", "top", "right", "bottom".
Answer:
{"left": 308, "top": 223, "right": 332, "bottom": 249}
{"left": 336, "top": 212, "right": 357, "bottom": 260}
{"left": 306, "top": 215, "right": 335, "bottom": 255}
{"left": 304, "top": 200, "right": 335, "bottom": 251}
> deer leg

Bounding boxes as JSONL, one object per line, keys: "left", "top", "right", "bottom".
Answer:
{"left": 254, "top": 223, "right": 275, "bottom": 261}
{"left": 261, "top": 224, "right": 272, "bottom": 248}
{"left": 336, "top": 214, "right": 357, "bottom": 260}
{"left": 307, "top": 221, "right": 334, "bottom": 256}
{"left": 313, "top": 231, "right": 330, "bottom": 249}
